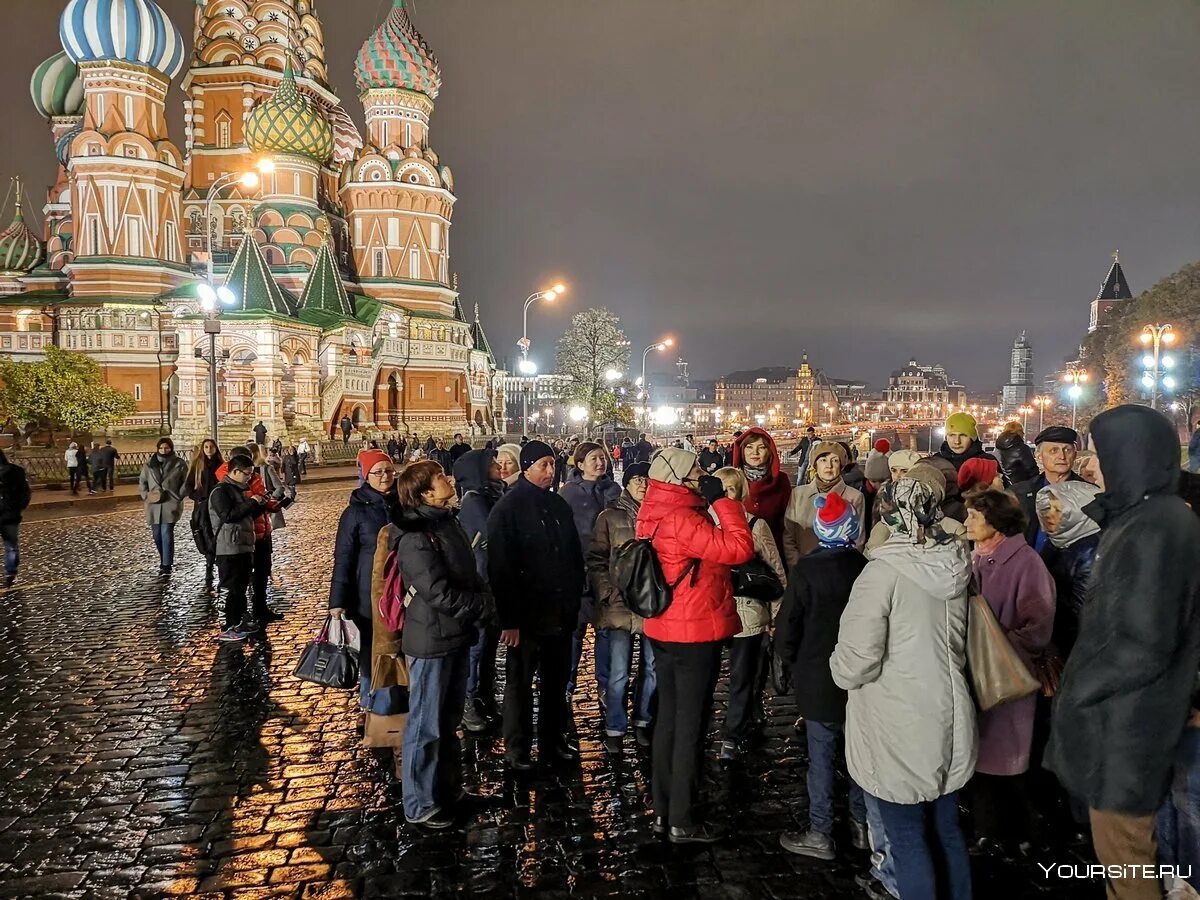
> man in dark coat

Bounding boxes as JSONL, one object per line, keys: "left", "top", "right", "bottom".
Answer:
{"left": 339, "top": 415, "right": 353, "bottom": 444}
{"left": 0, "top": 450, "right": 31, "bottom": 587}
{"left": 429, "top": 439, "right": 453, "bottom": 473}
{"left": 449, "top": 433, "right": 472, "bottom": 464}
{"left": 98, "top": 439, "right": 119, "bottom": 491}
{"left": 487, "top": 440, "right": 585, "bottom": 769}
{"left": 1011, "top": 425, "right": 1085, "bottom": 554}
{"left": 253, "top": 421, "right": 267, "bottom": 445}
{"left": 698, "top": 439, "right": 723, "bottom": 474}
{"left": 630, "top": 433, "right": 656, "bottom": 466}
{"left": 1045, "top": 405, "right": 1200, "bottom": 898}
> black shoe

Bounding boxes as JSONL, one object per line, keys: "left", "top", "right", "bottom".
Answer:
{"left": 604, "top": 734, "right": 623, "bottom": 755}
{"left": 462, "top": 699, "right": 490, "bottom": 733}
{"left": 158, "top": 566, "right": 171, "bottom": 576}
{"left": 635, "top": 726, "right": 652, "bottom": 748}
{"left": 668, "top": 822, "right": 725, "bottom": 845}
{"left": 507, "top": 755, "right": 534, "bottom": 772}
{"left": 850, "top": 819, "right": 870, "bottom": 852}
{"left": 854, "top": 872, "right": 893, "bottom": 900}
{"left": 407, "top": 808, "right": 455, "bottom": 831}
{"left": 651, "top": 816, "right": 667, "bottom": 836}
{"left": 549, "top": 740, "right": 579, "bottom": 762}
{"left": 262, "top": 610, "right": 285, "bottom": 623}
{"left": 2, "top": 574, "right": 14, "bottom": 588}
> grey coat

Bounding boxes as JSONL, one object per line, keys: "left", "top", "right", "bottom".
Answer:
{"left": 139, "top": 454, "right": 189, "bottom": 525}
{"left": 831, "top": 535, "right": 978, "bottom": 805}
{"left": 208, "top": 479, "right": 259, "bottom": 556}
{"left": 259, "top": 464, "right": 291, "bottom": 530}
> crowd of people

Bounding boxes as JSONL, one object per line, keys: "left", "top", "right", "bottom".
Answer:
{"left": 312, "top": 406, "right": 1199, "bottom": 899}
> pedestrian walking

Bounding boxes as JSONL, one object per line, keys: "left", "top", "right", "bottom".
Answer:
{"left": 1046, "top": 405, "right": 1200, "bottom": 900}
{"left": 64, "top": 441, "right": 82, "bottom": 494}
{"left": 964, "top": 487, "right": 1055, "bottom": 852}
{"left": 637, "top": 447, "right": 754, "bottom": 843}
{"left": 777, "top": 490, "right": 869, "bottom": 862}
{"left": 392, "top": 460, "right": 494, "bottom": 830}
{"left": 587, "top": 461, "right": 656, "bottom": 753}
{"left": 296, "top": 437, "right": 310, "bottom": 474}
{"left": 282, "top": 446, "right": 301, "bottom": 487}
{"left": 711, "top": 466, "right": 787, "bottom": 764}
{"left": 88, "top": 441, "right": 106, "bottom": 493}
{"left": 783, "top": 441, "right": 865, "bottom": 565}
{"left": 559, "top": 441, "right": 622, "bottom": 700}
{"left": 340, "top": 415, "right": 353, "bottom": 444}
{"left": 138, "top": 437, "right": 189, "bottom": 575}
{"left": 187, "top": 439, "right": 224, "bottom": 589}
{"left": 208, "top": 455, "right": 267, "bottom": 642}
{"left": 630, "top": 432, "right": 655, "bottom": 465}
{"left": 832, "top": 476, "right": 976, "bottom": 900}
{"left": 453, "top": 449, "right": 505, "bottom": 733}
{"left": 789, "top": 425, "right": 818, "bottom": 485}
{"left": 487, "top": 440, "right": 585, "bottom": 770}
{"left": 0, "top": 450, "right": 31, "bottom": 587}
{"left": 252, "top": 421, "right": 267, "bottom": 445}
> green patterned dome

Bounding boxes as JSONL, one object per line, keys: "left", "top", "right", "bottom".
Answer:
{"left": 245, "top": 64, "right": 333, "bottom": 163}
{"left": 355, "top": 0, "right": 441, "bottom": 98}
{"left": 31, "top": 50, "right": 84, "bottom": 120}
{"left": 0, "top": 190, "right": 45, "bottom": 275}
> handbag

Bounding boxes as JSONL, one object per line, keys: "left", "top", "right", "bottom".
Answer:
{"left": 730, "top": 518, "right": 785, "bottom": 601}
{"left": 293, "top": 615, "right": 359, "bottom": 689}
{"left": 965, "top": 582, "right": 1040, "bottom": 711}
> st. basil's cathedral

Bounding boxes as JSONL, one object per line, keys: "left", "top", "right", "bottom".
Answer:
{"left": 1, "top": 0, "right": 505, "bottom": 444}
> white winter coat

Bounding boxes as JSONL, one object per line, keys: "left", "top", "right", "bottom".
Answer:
{"left": 830, "top": 534, "right": 978, "bottom": 805}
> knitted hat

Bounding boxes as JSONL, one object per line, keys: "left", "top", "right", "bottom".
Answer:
{"left": 864, "top": 450, "right": 891, "bottom": 482}
{"left": 622, "top": 461, "right": 651, "bottom": 487}
{"left": 945, "top": 412, "right": 979, "bottom": 440}
{"left": 889, "top": 449, "right": 924, "bottom": 472}
{"left": 957, "top": 457, "right": 1000, "bottom": 493}
{"left": 496, "top": 443, "right": 522, "bottom": 466}
{"left": 873, "top": 438, "right": 892, "bottom": 454}
{"left": 519, "top": 440, "right": 555, "bottom": 472}
{"left": 358, "top": 449, "right": 392, "bottom": 476}
{"left": 813, "top": 491, "right": 860, "bottom": 547}
{"left": 810, "top": 440, "right": 849, "bottom": 467}
{"left": 649, "top": 447, "right": 699, "bottom": 486}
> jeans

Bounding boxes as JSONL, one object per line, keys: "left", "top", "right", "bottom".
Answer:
{"left": 68, "top": 467, "right": 82, "bottom": 492}
{"left": 1157, "top": 725, "right": 1200, "bottom": 890}
{"left": 806, "top": 720, "right": 865, "bottom": 835}
{"left": 650, "top": 639, "right": 722, "bottom": 828}
{"left": 872, "top": 791, "right": 972, "bottom": 900}
{"left": 864, "top": 793, "right": 901, "bottom": 898}
{"left": 604, "top": 629, "right": 656, "bottom": 736}
{"left": 216, "top": 554, "right": 253, "bottom": 629}
{"left": 726, "top": 633, "right": 767, "bottom": 742}
{"left": 568, "top": 619, "right": 610, "bottom": 697}
{"left": 0, "top": 523, "right": 18, "bottom": 576}
{"left": 251, "top": 536, "right": 272, "bottom": 619}
{"left": 402, "top": 647, "right": 470, "bottom": 821}
{"left": 466, "top": 624, "right": 499, "bottom": 707}
{"left": 503, "top": 631, "right": 572, "bottom": 761}
{"left": 151, "top": 522, "right": 175, "bottom": 568}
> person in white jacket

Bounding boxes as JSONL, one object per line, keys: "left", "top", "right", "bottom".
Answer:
{"left": 831, "top": 476, "right": 977, "bottom": 900}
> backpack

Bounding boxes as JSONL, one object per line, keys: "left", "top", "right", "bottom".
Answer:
{"left": 378, "top": 531, "right": 434, "bottom": 632}
{"left": 612, "top": 528, "right": 699, "bottom": 619}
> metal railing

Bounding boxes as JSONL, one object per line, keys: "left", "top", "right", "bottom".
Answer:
{"left": 13, "top": 449, "right": 195, "bottom": 485}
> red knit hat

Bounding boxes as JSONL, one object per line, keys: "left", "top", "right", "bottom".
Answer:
{"left": 957, "top": 457, "right": 1000, "bottom": 493}
{"left": 814, "top": 491, "right": 860, "bottom": 546}
{"left": 358, "top": 449, "right": 392, "bottom": 476}
{"left": 874, "top": 438, "right": 891, "bottom": 454}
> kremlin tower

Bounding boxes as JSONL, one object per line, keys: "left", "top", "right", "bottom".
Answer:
{"left": 3, "top": 0, "right": 503, "bottom": 442}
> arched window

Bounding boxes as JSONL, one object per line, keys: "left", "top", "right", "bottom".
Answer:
{"left": 374, "top": 250, "right": 386, "bottom": 277}
{"left": 409, "top": 247, "right": 420, "bottom": 279}
{"left": 216, "top": 117, "right": 231, "bottom": 150}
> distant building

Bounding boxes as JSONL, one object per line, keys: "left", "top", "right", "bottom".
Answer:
{"left": 715, "top": 353, "right": 860, "bottom": 429}
{"left": 1090, "top": 252, "right": 1133, "bottom": 332}
{"left": 1001, "top": 331, "right": 1034, "bottom": 414}
{"left": 885, "top": 359, "right": 967, "bottom": 417}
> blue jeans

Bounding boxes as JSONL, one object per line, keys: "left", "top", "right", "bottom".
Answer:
{"left": 865, "top": 793, "right": 901, "bottom": 898}
{"left": 568, "top": 619, "right": 610, "bottom": 696}
{"left": 806, "top": 721, "right": 865, "bottom": 834}
{"left": 402, "top": 648, "right": 470, "bottom": 821}
{"left": 0, "top": 523, "right": 18, "bottom": 576}
{"left": 604, "top": 629, "right": 656, "bottom": 736}
{"left": 151, "top": 522, "right": 175, "bottom": 568}
{"left": 466, "top": 624, "right": 498, "bottom": 706}
{"left": 1158, "top": 724, "right": 1200, "bottom": 890}
{"left": 872, "top": 791, "right": 972, "bottom": 900}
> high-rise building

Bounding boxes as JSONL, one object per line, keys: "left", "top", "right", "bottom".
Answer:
{"left": 1001, "top": 331, "right": 1033, "bottom": 414}
{"left": 1089, "top": 251, "right": 1133, "bottom": 332}
{"left": 4, "top": 0, "right": 504, "bottom": 441}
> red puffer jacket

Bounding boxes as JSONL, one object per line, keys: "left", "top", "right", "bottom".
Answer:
{"left": 214, "top": 461, "right": 277, "bottom": 540}
{"left": 636, "top": 481, "right": 755, "bottom": 644}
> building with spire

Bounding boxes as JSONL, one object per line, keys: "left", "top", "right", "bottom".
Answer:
{"left": 3, "top": 0, "right": 505, "bottom": 442}
{"left": 1089, "top": 251, "right": 1133, "bottom": 332}
{"left": 1001, "top": 331, "right": 1034, "bottom": 415}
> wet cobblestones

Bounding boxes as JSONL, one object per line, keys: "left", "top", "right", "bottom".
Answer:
{"left": 0, "top": 487, "right": 1101, "bottom": 898}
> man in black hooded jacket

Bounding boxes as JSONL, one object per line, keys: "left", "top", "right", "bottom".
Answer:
{"left": 1045, "top": 405, "right": 1200, "bottom": 898}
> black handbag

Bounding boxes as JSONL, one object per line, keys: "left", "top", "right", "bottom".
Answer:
{"left": 730, "top": 519, "right": 784, "bottom": 601}
{"left": 293, "top": 616, "right": 359, "bottom": 689}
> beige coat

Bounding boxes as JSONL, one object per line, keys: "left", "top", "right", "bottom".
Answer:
{"left": 733, "top": 512, "right": 788, "bottom": 637}
{"left": 782, "top": 480, "right": 865, "bottom": 567}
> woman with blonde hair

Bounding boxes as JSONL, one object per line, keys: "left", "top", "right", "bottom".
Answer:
{"left": 496, "top": 443, "right": 523, "bottom": 489}
{"left": 712, "top": 466, "right": 787, "bottom": 763}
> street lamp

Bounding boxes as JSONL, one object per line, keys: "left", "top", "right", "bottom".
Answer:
{"left": 1032, "top": 396, "right": 1050, "bottom": 435}
{"left": 1139, "top": 323, "right": 1176, "bottom": 410}
{"left": 1063, "top": 366, "right": 1089, "bottom": 432}
{"left": 517, "top": 282, "right": 566, "bottom": 435}
{"left": 641, "top": 337, "right": 674, "bottom": 430}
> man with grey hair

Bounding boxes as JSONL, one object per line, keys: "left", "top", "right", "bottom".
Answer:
{"left": 1011, "top": 426, "right": 1085, "bottom": 558}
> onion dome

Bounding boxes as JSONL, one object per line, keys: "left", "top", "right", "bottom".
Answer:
{"left": 245, "top": 64, "right": 334, "bottom": 163}
{"left": 56, "top": 124, "right": 84, "bottom": 167}
{"left": 31, "top": 51, "right": 84, "bottom": 119}
{"left": 354, "top": 0, "right": 441, "bottom": 98}
{"left": 0, "top": 190, "right": 46, "bottom": 275}
{"left": 60, "top": 0, "right": 186, "bottom": 82}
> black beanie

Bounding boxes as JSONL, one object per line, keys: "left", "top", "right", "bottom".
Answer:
{"left": 519, "top": 440, "right": 555, "bottom": 472}
{"left": 621, "top": 461, "right": 650, "bottom": 487}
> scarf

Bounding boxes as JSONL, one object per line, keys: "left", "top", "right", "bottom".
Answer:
{"left": 883, "top": 477, "right": 950, "bottom": 545}
{"left": 971, "top": 531, "right": 1006, "bottom": 559}
{"left": 743, "top": 464, "right": 768, "bottom": 483}
{"left": 814, "top": 475, "right": 842, "bottom": 493}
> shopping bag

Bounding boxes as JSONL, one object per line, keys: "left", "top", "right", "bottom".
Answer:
{"left": 966, "top": 589, "right": 1039, "bottom": 711}
{"left": 328, "top": 616, "right": 362, "bottom": 654}
{"left": 363, "top": 712, "right": 407, "bottom": 749}
{"left": 293, "top": 615, "right": 359, "bottom": 689}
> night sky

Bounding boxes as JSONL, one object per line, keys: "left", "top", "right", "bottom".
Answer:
{"left": 5, "top": 1, "right": 1200, "bottom": 393}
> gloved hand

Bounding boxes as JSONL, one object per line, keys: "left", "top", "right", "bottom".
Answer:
{"left": 698, "top": 474, "right": 726, "bottom": 506}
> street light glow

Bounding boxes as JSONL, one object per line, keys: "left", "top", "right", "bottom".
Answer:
{"left": 217, "top": 286, "right": 236, "bottom": 306}
{"left": 518, "top": 359, "right": 537, "bottom": 375}
{"left": 239, "top": 171, "right": 259, "bottom": 189}
{"left": 569, "top": 405, "right": 588, "bottom": 423}
{"left": 197, "top": 283, "right": 216, "bottom": 306}
{"left": 552, "top": 283, "right": 566, "bottom": 295}
{"left": 604, "top": 368, "right": 622, "bottom": 382}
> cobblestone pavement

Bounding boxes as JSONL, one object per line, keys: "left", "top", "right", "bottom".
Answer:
{"left": 0, "top": 487, "right": 1102, "bottom": 899}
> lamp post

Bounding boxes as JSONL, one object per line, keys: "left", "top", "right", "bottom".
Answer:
{"left": 1032, "top": 396, "right": 1049, "bottom": 435}
{"left": 640, "top": 337, "right": 674, "bottom": 431}
{"left": 1139, "top": 323, "right": 1176, "bottom": 411}
{"left": 517, "top": 283, "right": 565, "bottom": 436}
{"left": 1063, "top": 367, "right": 1089, "bottom": 433}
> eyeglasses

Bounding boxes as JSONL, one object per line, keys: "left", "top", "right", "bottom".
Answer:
{"left": 368, "top": 468, "right": 396, "bottom": 479}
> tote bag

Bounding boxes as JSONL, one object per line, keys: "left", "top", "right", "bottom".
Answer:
{"left": 966, "top": 583, "right": 1040, "bottom": 711}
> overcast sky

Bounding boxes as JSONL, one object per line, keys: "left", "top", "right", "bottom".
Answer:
{"left": 5, "top": 1, "right": 1200, "bottom": 392}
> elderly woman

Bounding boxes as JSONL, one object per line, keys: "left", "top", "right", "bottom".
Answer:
{"left": 495, "top": 443, "right": 523, "bottom": 489}
{"left": 782, "top": 441, "right": 865, "bottom": 566}
{"left": 964, "top": 487, "right": 1056, "bottom": 851}
{"left": 832, "top": 475, "right": 976, "bottom": 900}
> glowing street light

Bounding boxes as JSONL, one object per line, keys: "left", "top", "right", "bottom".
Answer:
{"left": 517, "top": 281, "right": 568, "bottom": 434}
{"left": 1063, "top": 367, "right": 1089, "bottom": 431}
{"left": 640, "top": 337, "right": 675, "bottom": 430}
{"left": 1139, "top": 323, "right": 1176, "bottom": 410}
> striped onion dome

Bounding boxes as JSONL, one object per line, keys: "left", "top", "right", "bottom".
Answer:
{"left": 245, "top": 63, "right": 333, "bottom": 163}
{"left": 56, "top": 124, "right": 84, "bottom": 167}
{"left": 0, "top": 192, "right": 46, "bottom": 275}
{"left": 354, "top": 0, "right": 441, "bottom": 98}
{"left": 31, "top": 51, "right": 84, "bottom": 119}
{"left": 60, "top": 0, "right": 186, "bottom": 81}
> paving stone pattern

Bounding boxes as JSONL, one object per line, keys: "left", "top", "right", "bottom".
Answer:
{"left": 0, "top": 486, "right": 1102, "bottom": 898}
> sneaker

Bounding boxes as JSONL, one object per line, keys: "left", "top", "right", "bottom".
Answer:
{"left": 718, "top": 740, "right": 741, "bottom": 764}
{"left": 780, "top": 829, "right": 836, "bottom": 860}
{"left": 651, "top": 815, "right": 667, "bottom": 836}
{"left": 669, "top": 822, "right": 725, "bottom": 845}
{"left": 215, "top": 626, "right": 249, "bottom": 642}
{"left": 850, "top": 819, "right": 870, "bottom": 851}
{"left": 406, "top": 808, "right": 455, "bottom": 831}
{"left": 461, "top": 699, "right": 490, "bottom": 734}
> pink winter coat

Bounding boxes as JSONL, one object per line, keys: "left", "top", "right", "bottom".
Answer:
{"left": 972, "top": 534, "right": 1056, "bottom": 775}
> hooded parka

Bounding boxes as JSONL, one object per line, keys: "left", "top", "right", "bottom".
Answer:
{"left": 732, "top": 427, "right": 792, "bottom": 556}
{"left": 587, "top": 490, "right": 644, "bottom": 632}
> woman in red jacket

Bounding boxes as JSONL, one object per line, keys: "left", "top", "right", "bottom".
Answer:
{"left": 636, "top": 447, "right": 754, "bottom": 844}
